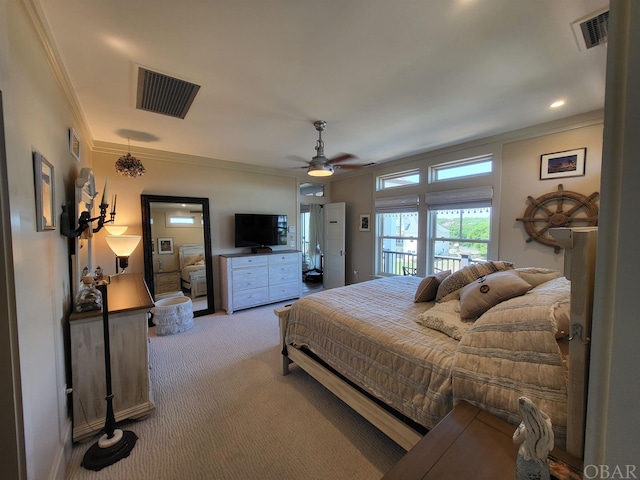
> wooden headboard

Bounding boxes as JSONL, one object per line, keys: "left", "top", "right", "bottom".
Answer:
{"left": 178, "top": 244, "right": 204, "bottom": 269}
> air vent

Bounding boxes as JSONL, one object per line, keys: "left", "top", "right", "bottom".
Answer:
{"left": 136, "top": 67, "right": 200, "bottom": 119}
{"left": 572, "top": 9, "right": 609, "bottom": 51}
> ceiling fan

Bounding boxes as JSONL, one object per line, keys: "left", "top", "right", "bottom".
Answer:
{"left": 293, "top": 120, "right": 361, "bottom": 177}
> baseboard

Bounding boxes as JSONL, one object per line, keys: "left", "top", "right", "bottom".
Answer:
{"left": 48, "top": 419, "right": 72, "bottom": 480}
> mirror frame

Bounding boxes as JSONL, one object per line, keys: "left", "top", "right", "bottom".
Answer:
{"left": 141, "top": 194, "right": 214, "bottom": 316}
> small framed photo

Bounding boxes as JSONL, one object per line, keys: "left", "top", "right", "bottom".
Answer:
{"left": 151, "top": 238, "right": 155, "bottom": 254}
{"left": 69, "top": 128, "right": 80, "bottom": 161}
{"left": 359, "top": 214, "right": 371, "bottom": 232}
{"left": 33, "top": 151, "right": 55, "bottom": 231}
{"left": 158, "top": 237, "right": 174, "bottom": 254}
{"left": 540, "top": 148, "right": 586, "bottom": 180}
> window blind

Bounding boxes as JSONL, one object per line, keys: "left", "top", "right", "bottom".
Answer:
{"left": 425, "top": 186, "right": 493, "bottom": 210}
{"left": 374, "top": 194, "right": 419, "bottom": 213}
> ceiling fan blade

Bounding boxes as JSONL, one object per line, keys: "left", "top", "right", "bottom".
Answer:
{"left": 335, "top": 164, "right": 363, "bottom": 170}
{"left": 284, "top": 155, "right": 311, "bottom": 165}
{"left": 330, "top": 153, "right": 357, "bottom": 164}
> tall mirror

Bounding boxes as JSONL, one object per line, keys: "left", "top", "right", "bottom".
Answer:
{"left": 141, "top": 194, "right": 214, "bottom": 316}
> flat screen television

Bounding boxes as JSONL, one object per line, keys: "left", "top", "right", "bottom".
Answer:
{"left": 234, "top": 213, "right": 288, "bottom": 248}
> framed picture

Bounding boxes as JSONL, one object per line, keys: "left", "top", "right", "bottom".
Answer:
{"left": 359, "top": 214, "right": 371, "bottom": 232}
{"left": 158, "top": 237, "right": 174, "bottom": 254}
{"left": 69, "top": 128, "right": 80, "bottom": 161}
{"left": 151, "top": 238, "right": 155, "bottom": 254}
{"left": 540, "top": 148, "right": 586, "bottom": 180}
{"left": 33, "top": 151, "right": 55, "bottom": 231}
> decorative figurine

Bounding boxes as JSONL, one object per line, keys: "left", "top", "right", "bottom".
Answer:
{"left": 74, "top": 276, "right": 102, "bottom": 313}
{"left": 513, "top": 396, "right": 554, "bottom": 480}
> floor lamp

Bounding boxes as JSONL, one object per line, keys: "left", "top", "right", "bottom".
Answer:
{"left": 81, "top": 235, "right": 141, "bottom": 471}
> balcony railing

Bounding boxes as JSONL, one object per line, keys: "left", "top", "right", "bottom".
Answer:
{"left": 381, "top": 250, "right": 418, "bottom": 276}
{"left": 381, "top": 251, "right": 481, "bottom": 276}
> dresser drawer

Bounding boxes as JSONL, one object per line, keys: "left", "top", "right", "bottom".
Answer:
{"left": 233, "top": 287, "right": 269, "bottom": 309}
{"left": 268, "top": 252, "right": 299, "bottom": 266}
{"left": 232, "top": 266, "right": 268, "bottom": 290}
{"left": 231, "top": 255, "right": 268, "bottom": 268}
{"left": 268, "top": 263, "right": 299, "bottom": 285}
{"left": 269, "top": 282, "right": 300, "bottom": 302}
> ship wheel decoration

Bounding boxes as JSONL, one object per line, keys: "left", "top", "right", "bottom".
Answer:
{"left": 516, "top": 184, "right": 599, "bottom": 253}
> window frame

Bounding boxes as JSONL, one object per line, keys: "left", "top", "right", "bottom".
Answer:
{"left": 429, "top": 155, "right": 493, "bottom": 184}
{"left": 377, "top": 169, "right": 420, "bottom": 191}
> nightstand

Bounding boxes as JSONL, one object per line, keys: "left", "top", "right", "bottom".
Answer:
{"left": 153, "top": 270, "right": 181, "bottom": 295}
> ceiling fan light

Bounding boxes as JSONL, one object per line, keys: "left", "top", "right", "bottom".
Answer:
{"left": 307, "top": 163, "right": 334, "bottom": 177}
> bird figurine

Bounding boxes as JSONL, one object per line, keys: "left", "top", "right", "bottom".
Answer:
{"left": 513, "top": 396, "right": 554, "bottom": 480}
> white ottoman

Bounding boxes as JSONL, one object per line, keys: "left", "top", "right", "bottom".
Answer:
{"left": 151, "top": 296, "right": 194, "bottom": 335}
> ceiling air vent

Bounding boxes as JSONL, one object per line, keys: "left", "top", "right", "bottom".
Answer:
{"left": 136, "top": 67, "right": 200, "bottom": 119}
{"left": 572, "top": 9, "right": 609, "bottom": 51}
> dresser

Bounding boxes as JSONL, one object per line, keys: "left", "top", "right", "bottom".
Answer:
{"left": 69, "top": 273, "right": 155, "bottom": 441}
{"left": 220, "top": 251, "right": 302, "bottom": 314}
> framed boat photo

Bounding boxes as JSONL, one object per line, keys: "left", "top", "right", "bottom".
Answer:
{"left": 540, "top": 148, "right": 586, "bottom": 180}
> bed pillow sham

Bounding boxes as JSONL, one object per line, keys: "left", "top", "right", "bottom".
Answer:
{"left": 415, "top": 300, "right": 471, "bottom": 340}
{"left": 414, "top": 270, "right": 451, "bottom": 303}
{"left": 184, "top": 253, "right": 205, "bottom": 266}
{"left": 435, "top": 260, "right": 515, "bottom": 302}
{"left": 516, "top": 267, "right": 561, "bottom": 287}
{"left": 459, "top": 270, "right": 533, "bottom": 320}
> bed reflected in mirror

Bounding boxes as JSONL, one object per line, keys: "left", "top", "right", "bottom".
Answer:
{"left": 141, "top": 194, "right": 214, "bottom": 316}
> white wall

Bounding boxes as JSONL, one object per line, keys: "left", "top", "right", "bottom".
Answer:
{"left": 0, "top": 0, "right": 93, "bottom": 478}
{"left": 90, "top": 150, "right": 299, "bottom": 310}
{"left": 585, "top": 0, "right": 640, "bottom": 471}
{"left": 500, "top": 123, "right": 603, "bottom": 270}
{"left": 332, "top": 114, "right": 603, "bottom": 283}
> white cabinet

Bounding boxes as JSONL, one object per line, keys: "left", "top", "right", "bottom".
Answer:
{"left": 221, "top": 251, "right": 302, "bottom": 313}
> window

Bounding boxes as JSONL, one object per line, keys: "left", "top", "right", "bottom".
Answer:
{"left": 377, "top": 169, "right": 420, "bottom": 190}
{"left": 300, "top": 182, "right": 324, "bottom": 197}
{"left": 165, "top": 212, "right": 202, "bottom": 227}
{"left": 430, "top": 155, "right": 492, "bottom": 183}
{"left": 375, "top": 195, "right": 419, "bottom": 275}
{"left": 425, "top": 187, "right": 493, "bottom": 274}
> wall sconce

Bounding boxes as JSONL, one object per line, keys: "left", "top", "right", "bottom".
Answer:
{"left": 105, "top": 235, "right": 142, "bottom": 273}
{"left": 61, "top": 174, "right": 117, "bottom": 238}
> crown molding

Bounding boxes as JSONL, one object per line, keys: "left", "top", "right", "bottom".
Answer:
{"left": 21, "top": 0, "right": 94, "bottom": 147}
{"left": 92, "top": 141, "right": 303, "bottom": 179}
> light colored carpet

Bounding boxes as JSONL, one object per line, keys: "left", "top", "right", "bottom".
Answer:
{"left": 66, "top": 301, "right": 405, "bottom": 479}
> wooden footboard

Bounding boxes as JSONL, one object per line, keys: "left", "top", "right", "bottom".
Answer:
{"left": 275, "top": 306, "right": 423, "bottom": 451}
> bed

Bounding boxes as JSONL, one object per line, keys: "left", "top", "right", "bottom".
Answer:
{"left": 277, "top": 228, "right": 596, "bottom": 456}
{"left": 178, "top": 244, "right": 207, "bottom": 299}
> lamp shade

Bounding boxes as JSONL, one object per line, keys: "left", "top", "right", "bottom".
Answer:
{"left": 105, "top": 235, "right": 142, "bottom": 257}
{"left": 104, "top": 224, "right": 128, "bottom": 235}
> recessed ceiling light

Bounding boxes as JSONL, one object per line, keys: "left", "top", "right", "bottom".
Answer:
{"left": 549, "top": 100, "right": 565, "bottom": 108}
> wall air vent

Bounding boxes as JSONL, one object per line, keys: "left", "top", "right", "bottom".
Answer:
{"left": 136, "top": 67, "right": 200, "bottom": 119}
{"left": 572, "top": 9, "right": 609, "bottom": 51}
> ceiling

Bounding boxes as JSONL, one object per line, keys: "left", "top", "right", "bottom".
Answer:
{"left": 37, "top": 0, "right": 608, "bottom": 174}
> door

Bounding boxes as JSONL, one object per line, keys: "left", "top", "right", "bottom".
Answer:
{"left": 323, "top": 202, "right": 346, "bottom": 289}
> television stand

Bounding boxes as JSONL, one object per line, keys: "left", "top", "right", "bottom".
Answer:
{"left": 251, "top": 246, "right": 272, "bottom": 254}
